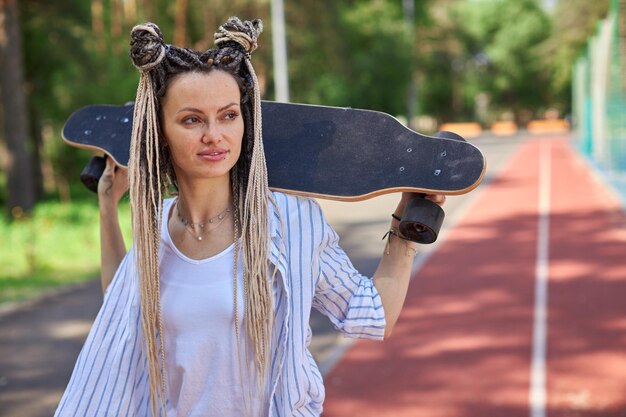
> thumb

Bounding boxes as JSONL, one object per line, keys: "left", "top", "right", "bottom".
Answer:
{"left": 103, "top": 156, "right": 116, "bottom": 174}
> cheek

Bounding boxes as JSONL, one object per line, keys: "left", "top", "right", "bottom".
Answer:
{"left": 164, "top": 137, "right": 190, "bottom": 167}
{"left": 164, "top": 125, "right": 196, "bottom": 156}
{"left": 231, "top": 123, "right": 245, "bottom": 157}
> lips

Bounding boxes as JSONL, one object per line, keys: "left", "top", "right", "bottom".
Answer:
{"left": 197, "top": 147, "right": 228, "bottom": 161}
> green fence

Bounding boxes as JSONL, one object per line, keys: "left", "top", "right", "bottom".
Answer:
{"left": 573, "top": 0, "right": 626, "bottom": 178}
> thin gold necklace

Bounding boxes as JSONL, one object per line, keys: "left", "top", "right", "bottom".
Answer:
{"left": 176, "top": 201, "right": 232, "bottom": 241}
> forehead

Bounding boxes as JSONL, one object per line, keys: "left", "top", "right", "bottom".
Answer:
{"left": 162, "top": 70, "right": 241, "bottom": 109}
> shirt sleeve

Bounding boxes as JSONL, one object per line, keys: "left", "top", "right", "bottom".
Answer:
{"left": 310, "top": 202, "right": 386, "bottom": 341}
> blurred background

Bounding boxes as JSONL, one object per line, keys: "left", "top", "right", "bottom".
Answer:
{"left": 1, "top": 0, "right": 625, "bottom": 416}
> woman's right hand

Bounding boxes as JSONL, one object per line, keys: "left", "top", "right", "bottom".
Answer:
{"left": 97, "top": 157, "right": 129, "bottom": 294}
{"left": 98, "top": 157, "right": 129, "bottom": 208}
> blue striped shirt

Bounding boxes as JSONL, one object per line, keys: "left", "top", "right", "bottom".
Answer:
{"left": 54, "top": 192, "right": 386, "bottom": 416}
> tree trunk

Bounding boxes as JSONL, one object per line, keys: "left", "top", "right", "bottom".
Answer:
{"left": 111, "top": 0, "right": 123, "bottom": 38}
{"left": 0, "top": 100, "right": 6, "bottom": 191}
{"left": 0, "top": 0, "right": 36, "bottom": 215}
{"left": 143, "top": 0, "right": 156, "bottom": 22}
{"left": 174, "top": 0, "right": 188, "bottom": 46}
{"left": 28, "top": 104, "right": 44, "bottom": 201}
{"left": 92, "top": 0, "right": 105, "bottom": 50}
{"left": 123, "top": 0, "right": 137, "bottom": 23}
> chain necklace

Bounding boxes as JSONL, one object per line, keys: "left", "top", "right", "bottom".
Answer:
{"left": 176, "top": 201, "right": 232, "bottom": 241}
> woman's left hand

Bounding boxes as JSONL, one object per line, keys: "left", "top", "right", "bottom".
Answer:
{"left": 394, "top": 192, "right": 447, "bottom": 217}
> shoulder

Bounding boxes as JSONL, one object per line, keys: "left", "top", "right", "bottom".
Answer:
{"left": 160, "top": 197, "right": 177, "bottom": 234}
{"left": 161, "top": 196, "right": 177, "bottom": 220}
{"left": 269, "top": 191, "right": 327, "bottom": 237}
{"left": 270, "top": 191, "right": 323, "bottom": 219}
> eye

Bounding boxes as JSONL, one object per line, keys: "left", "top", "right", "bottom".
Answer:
{"left": 182, "top": 115, "right": 201, "bottom": 124}
{"left": 223, "top": 111, "right": 239, "bottom": 121}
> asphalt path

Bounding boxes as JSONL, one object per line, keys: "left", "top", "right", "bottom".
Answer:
{"left": 0, "top": 134, "right": 524, "bottom": 417}
{"left": 323, "top": 136, "right": 626, "bottom": 417}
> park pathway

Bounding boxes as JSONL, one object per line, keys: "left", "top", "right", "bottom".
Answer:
{"left": 0, "top": 280, "right": 102, "bottom": 416}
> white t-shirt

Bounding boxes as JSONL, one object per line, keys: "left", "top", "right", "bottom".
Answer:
{"left": 159, "top": 201, "right": 269, "bottom": 417}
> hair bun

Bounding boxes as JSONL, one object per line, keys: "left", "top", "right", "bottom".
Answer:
{"left": 214, "top": 17, "right": 263, "bottom": 54}
{"left": 130, "top": 23, "right": 166, "bottom": 71}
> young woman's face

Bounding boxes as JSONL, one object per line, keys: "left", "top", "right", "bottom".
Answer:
{"left": 161, "top": 70, "right": 244, "bottom": 184}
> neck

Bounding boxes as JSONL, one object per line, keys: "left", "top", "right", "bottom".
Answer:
{"left": 175, "top": 174, "right": 233, "bottom": 223}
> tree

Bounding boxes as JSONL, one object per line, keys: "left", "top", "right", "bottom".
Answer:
{"left": 450, "top": 0, "right": 552, "bottom": 122}
{"left": 0, "top": 0, "right": 36, "bottom": 215}
{"left": 174, "top": 0, "right": 189, "bottom": 46}
{"left": 540, "top": 0, "right": 610, "bottom": 110}
{"left": 412, "top": 0, "right": 466, "bottom": 122}
{"left": 283, "top": 0, "right": 417, "bottom": 116}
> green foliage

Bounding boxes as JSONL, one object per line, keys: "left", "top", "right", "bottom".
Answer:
{"left": 450, "top": 0, "right": 552, "bottom": 120}
{"left": 286, "top": 0, "right": 416, "bottom": 115}
{"left": 338, "top": 0, "right": 413, "bottom": 114}
{"left": 20, "top": 0, "right": 136, "bottom": 202}
{"left": 541, "top": 0, "right": 611, "bottom": 110}
{"left": 0, "top": 200, "right": 132, "bottom": 304}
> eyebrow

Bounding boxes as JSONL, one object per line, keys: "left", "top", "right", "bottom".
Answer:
{"left": 176, "top": 102, "right": 240, "bottom": 114}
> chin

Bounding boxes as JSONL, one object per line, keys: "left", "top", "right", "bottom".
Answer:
{"left": 199, "top": 168, "right": 233, "bottom": 181}
{"left": 174, "top": 160, "right": 236, "bottom": 183}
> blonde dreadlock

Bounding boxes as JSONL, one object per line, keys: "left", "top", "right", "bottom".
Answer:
{"left": 128, "top": 18, "right": 273, "bottom": 417}
{"left": 215, "top": 17, "right": 274, "bottom": 389}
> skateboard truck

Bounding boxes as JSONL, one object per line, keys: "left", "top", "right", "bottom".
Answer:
{"left": 398, "top": 194, "right": 445, "bottom": 244}
{"left": 80, "top": 155, "right": 107, "bottom": 193}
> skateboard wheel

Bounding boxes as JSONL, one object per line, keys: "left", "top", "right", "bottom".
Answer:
{"left": 399, "top": 197, "right": 445, "bottom": 244}
{"left": 80, "top": 156, "right": 106, "bottom": 193}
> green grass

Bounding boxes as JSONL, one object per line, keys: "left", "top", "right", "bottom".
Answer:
{"left": 0, "top": 199, "right": 132, "bottom": 305}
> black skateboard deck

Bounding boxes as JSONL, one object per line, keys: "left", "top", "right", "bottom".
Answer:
{"left": 62, "top": 101, "right": 486, "bottom": 243}
{"left": 63, "top": 102, "right": 485, "bottom": 198}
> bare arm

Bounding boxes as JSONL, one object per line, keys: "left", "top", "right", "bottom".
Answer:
{"left": 98, "top": 157, "right": 129, "bottom": 294}
{"left": 373, "top": 193, "right": 445, "bottom": 339}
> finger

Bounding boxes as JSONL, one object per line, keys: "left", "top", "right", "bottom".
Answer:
{"left": 425, "top": 194, "right": 446, "bottom": 205}
{"left": 103, "top": 156, "right": 116, "bottom": 174}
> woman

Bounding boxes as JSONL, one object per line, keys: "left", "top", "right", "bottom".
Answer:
{"left": 55, "top": 17, "right": 445, "bottom": 417}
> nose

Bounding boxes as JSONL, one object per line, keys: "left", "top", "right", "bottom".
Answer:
{"left": 201, "top": 122, "right": 221, "bottom": 144}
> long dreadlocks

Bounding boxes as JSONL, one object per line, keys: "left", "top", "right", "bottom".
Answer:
{"left": 128, "top": 17, "right": 274, "bottom": 417}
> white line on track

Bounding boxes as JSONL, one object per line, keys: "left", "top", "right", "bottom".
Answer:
{"left": 529, "top": 140, "right": 551, "bottom": 417}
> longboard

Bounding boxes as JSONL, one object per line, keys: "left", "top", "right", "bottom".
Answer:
{"left": 62, "top": 101, "right": 486, "bottom": 242}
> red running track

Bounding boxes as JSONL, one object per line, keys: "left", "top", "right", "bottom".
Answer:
{"left": 323, "top": 137, "right": 626, "bottom": 417}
